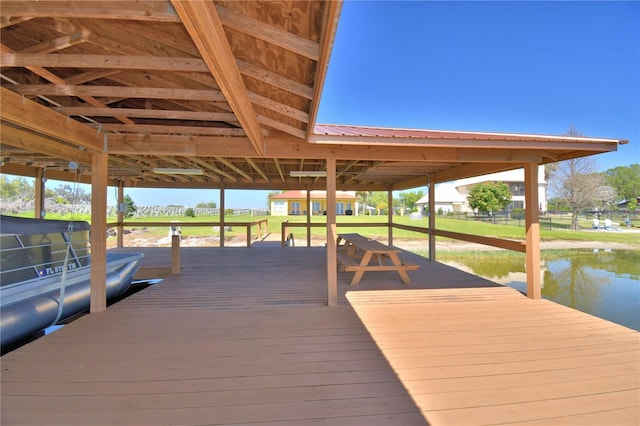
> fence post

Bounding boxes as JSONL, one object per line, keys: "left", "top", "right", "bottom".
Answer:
{"left": 281, "top": 220, "right": 289, "bottom": 247}
{"left": 171, "top": 234, "right": 181, "bottom": 275}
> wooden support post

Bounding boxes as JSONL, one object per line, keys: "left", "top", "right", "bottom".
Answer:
{"left": 387, "top": 185, "right": 393, "bottom": 246}
{"left": 90, "top": 151, "right": 108, "bottom": 313}
{"left": 326, "top": 158, "right": 338, "bottom": 307}
{"left": 246, "top": 225, "right": 251, "bottom": 247}
{"left": 428, "top": 177, "right": 436, "bottom": 261}
{"left": 219, "top": 186, "right": 225, "bottom": 247}
{"left": 525, "top": 163, "right": 542, "bottom": 299}
{"left": 116, "top": 180, "right": 124, "bottom": 248}
{"left": 171, "top": 234, "right": 181, "bottom": 274}
{"left": 306, "top": 186, "right": 311, "bottom": 247}
{"left": 35, "top": 168, "right": 45, "bottom": 219}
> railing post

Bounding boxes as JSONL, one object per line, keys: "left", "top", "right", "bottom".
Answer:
{"left": 281, "top": 220, "right": 289, "bottom": 247}
{"left": 171, "top": 234, "right": 181, "bottom": 275}
{"left": 387, "top": 185, "right": 393, "bottom": 246}
{"left": 246, "top": 225, "right": 251, "bottom": 247}
{"left": 116, "top": 180, "right": 124, "bottom": 248}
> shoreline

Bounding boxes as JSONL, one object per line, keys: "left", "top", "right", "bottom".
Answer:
{"left": 393, "top": 239, "right": 639, "bottom": 252}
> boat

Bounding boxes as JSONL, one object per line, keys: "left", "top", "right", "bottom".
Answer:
{"left": 1, "top": 215, "right": 143, "bottom": 350}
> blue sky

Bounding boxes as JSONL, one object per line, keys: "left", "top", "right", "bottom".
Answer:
{"left": 318, "top": 0, "right": 638, "bottom": 168}
{"left": 38, "top": 1, "right": 640, "bottom": 208}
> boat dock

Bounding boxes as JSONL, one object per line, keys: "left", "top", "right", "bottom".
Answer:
{"left": 2, "top": 246, "right": 638, "bottom": 425}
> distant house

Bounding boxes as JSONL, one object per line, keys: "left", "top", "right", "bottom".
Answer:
{"left": 269, "top": 190, "right": 360, "bottom": 216}
{"left": 416, "top": 167, "right": 548, "bottom": 214}
{"left": 617, "top": 197, "right": 640, "bottom": 211}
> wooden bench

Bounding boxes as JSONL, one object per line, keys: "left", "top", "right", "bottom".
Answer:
{"left": 336, "top": 233, "right": 419, "bottom": 285}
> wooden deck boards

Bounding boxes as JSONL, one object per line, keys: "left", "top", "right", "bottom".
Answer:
{"left": 2, "top": 247, "right": 638, "bottom": 425}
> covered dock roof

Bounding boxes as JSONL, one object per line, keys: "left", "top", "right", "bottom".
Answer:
{"left": 0, "top": 1, "right": 625, "bottom": 191}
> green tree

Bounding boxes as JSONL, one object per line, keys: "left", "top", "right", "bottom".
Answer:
{"left": 369, "top": 192, "right": 388, "bottom": 215}
{"left": 467, "top": 181, "right": 512, "bottom": 222}
{"left": 548, "top": 128, "right": 604, "bottom": 230}
{"left": 53, "top": 183, "right": 91, "bottom": 204}
{"left": 196, "top": 202, "right": 217, "bottom": 208}
{"left": 185, "top": 207, "right": 195, "bottom": 217}
{"left": 375, "top": 201, "right": 388, "bottom": 215}
{"left": 0, "top": 175, "right": 34, "bottom": 200}
{"left": 548, "top": 197, "right": 570, "bottom": 212}
{"left": 605, "top": 164, "right": 640, "bottom": 203}
{"left": 356, "top": 191, "right": 371, "bottom": 215}
{"left": 399, "top": 190, "right": 424, "bottom": 213}
{"left": 123, "top": 194, "right": 137, "bottom": 218}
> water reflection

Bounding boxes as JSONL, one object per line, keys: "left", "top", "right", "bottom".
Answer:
{"left": 442, "top": 250, "right": 640, "bottom": 331}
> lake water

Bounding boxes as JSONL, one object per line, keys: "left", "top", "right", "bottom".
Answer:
{"left": 442, "top": 249, "right": 640, "bottom": 331}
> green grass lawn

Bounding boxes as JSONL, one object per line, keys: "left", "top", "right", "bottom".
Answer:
{"left": 10, "top": 212, "right": 639, "bottom": 247}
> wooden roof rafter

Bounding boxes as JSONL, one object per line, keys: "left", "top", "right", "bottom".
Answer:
{"left": 3, "top": 53, "right": 314, "bottom": 101}
{"left": 171, "top": 0, "right": 263, "bottom": 156}
{"left": 0, "top": 1, "right": 182, "bottom": 22}
{"left": 189, "top": 157, "right": 235, "bottom": 182}
{"left": 273, "top": 158, "right": 285, "bottom": 183}
{"left": 244, "top": 157, "right": 269, "bottom": 183}
{"left": 1, "top": 47, "right": 135, "bottom": 126}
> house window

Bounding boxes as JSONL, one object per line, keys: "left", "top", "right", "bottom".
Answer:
{"left": 509, "top": 183, "right": 525, "bottom": 196}
{"left": 273, "top": 201, "right": 286, "bottom": 214}
{"left": 336, "top": 202, "right": 344, "bottom": 215}
{"left": 312, "top": 201, "right": 321, "bottom": 214}
{"left": 291, "top": 201, "right": 301, "bottom": 215}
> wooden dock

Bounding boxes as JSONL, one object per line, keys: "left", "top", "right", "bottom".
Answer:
{"left": 2, "top": 246, "right": 638, "bottom": 425}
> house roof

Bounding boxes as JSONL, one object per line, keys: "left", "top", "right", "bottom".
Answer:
{"left": 270, "top": 190, "right": 358, "bottom": 200}
{"left": 416, "top": 183, "right": 467, "bottom": 205}
{"left": 0, "top": 1, "right": 626, "bottom": 192}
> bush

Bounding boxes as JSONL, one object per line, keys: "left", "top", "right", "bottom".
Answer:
{"left": 511, "top": 208, "right": 525, "bottom": 220}
{"left": 185, "top": 208, "right": 195, "bottom": 217}
{"left": 225, "top": 208, "right": 234, "bottom": 216}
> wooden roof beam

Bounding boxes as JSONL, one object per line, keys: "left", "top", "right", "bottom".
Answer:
{"left": 3, "top": 53, "right": 313, "bottom": 100}
{"left": 214, "top": 5, "right": 319, "bottom": 61}
{"left": 214, "top": 157, "right": 253, "bottom": 183}
{"left": 107, "top": 133, "right": 550, "bottom": 163}
{"left": 0, "top": 1, "right": 180, "bottom": 22}
{"left": 244, "top": 158, "right": 269, "bottom": 183}
{"left": 171, "top": 0, "right": 264, "bottom": 156}
{"left": 0, "top": 86, "right": 104, "bottom": 152}
{"left": 273, "top": 159, "right": 285, "bottom": 183}
{"left": 433, "top": 163, "right": 527, "bottom": 184}
{"left": 18, "top": 30, "right": 90, "bottom": 54}
{"left": 1, "top": 45, "right": 134, "bottom": 125}
{"left": 0, "top": 16, "right": 34, "bottom": 29}
{"left": 8, "top": 84, "right": 227, "bottom": 102}
{"left": 1, "top": 124, "right": 92, "bottom": 165}
{"left": 189, "top": 157, "right": 235, "bottom": 182}
{"left": 53, "top": 107, "right": 237, "bottom": 122}
{"left": 307, "top": 1, "right": 342, "bottom": 138}
{"left": 1, "top": 53, "right": 209, "bottom": 72}
{"left": 92, "top": 124, "right": 252, "bottom": 137}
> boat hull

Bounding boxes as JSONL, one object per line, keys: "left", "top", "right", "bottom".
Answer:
{"left": 1, "top": 252, "right": 143, "bottom": 349}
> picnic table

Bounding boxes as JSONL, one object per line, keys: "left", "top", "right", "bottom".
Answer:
{"left": 336, "top": 233, "right": 419, "bottom": 285}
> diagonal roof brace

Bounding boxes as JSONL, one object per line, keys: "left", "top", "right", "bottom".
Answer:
{"left": 171, "top": 0, "right": 264, "bottom": 156}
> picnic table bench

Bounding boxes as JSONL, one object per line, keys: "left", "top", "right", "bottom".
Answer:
{"left": 336, "top": 233, "right": 419, "bottom": 285}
